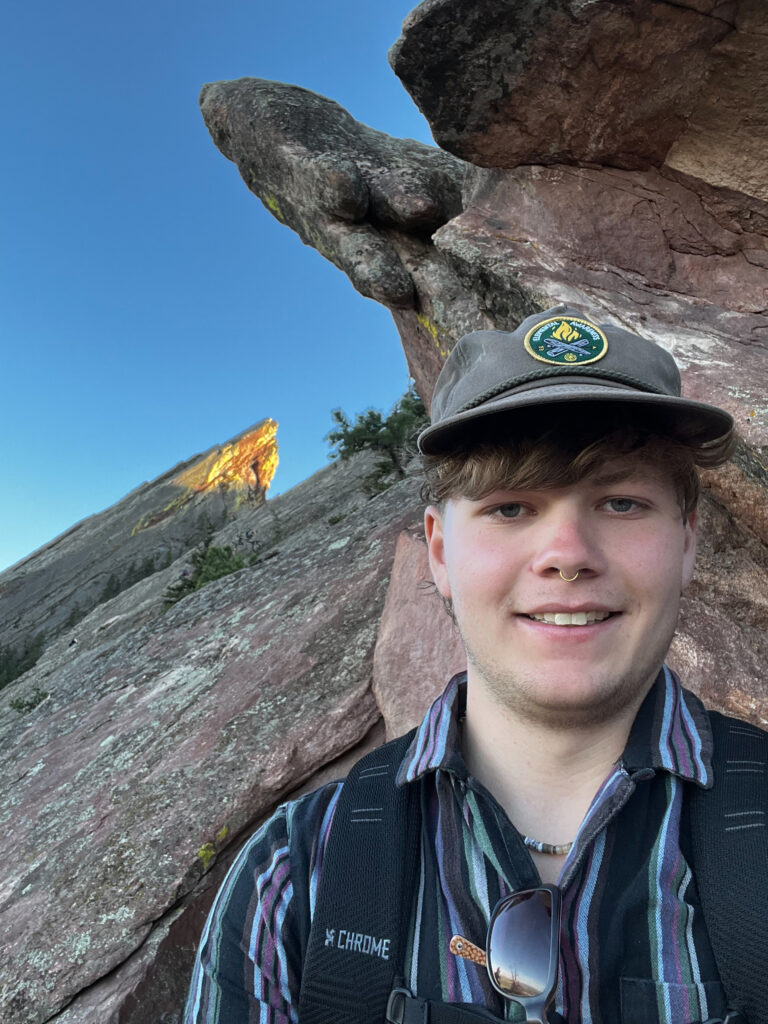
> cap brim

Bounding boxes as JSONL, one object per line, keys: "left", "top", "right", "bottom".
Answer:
{"left": 418, "top": 382, "right": 734, "bottom": 455}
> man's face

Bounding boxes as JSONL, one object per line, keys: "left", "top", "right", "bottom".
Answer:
{"left": 424, "top": 457, "right": 697, "bottom": 727}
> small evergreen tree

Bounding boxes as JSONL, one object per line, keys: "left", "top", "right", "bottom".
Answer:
{"left": 99, "top": 573, "right": 122, "bottom": 603}
{"left": 140, "top": 555, "right": 157, "bottom": 578}
{"left": 164, "top": 539, "right": 245, "bottom": 606}
{"left": 325, "top": 387, "right": 429, "bottom": 493}
{"left": 9, "top": 686, "right": 48, "bottom": 714}
{"left": 0, "top": 632, "right": 45, "bottom": 691}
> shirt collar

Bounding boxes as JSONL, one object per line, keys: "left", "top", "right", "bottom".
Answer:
{"left": 397, "top": 672, "right": 469, "bottom": 785}
{"left": 397, "top": 665, "right": 713, "bottom": 789}
{"left": 622, "top": 664, "right": 713, "bottom": 787}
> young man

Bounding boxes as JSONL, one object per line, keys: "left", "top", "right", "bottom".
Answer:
{"left": 185, "top": 307, "right": 762, "bottom": 1024}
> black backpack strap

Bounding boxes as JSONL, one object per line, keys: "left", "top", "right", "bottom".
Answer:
{"left": 299, "top": 729, "right": 421, "bottom": 1024}
{"left": 385, "top": 989, "right": 563, "bottom": 1024}
{"left": 385, "top": 989, "right": 518, "bottom": 1023}
{"left": 688, "top": 711, "right": 768, "bottom": 1024}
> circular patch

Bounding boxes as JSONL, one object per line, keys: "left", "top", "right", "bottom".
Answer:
{"left": 524, "top": 317, "right": 608, "bottom": 366}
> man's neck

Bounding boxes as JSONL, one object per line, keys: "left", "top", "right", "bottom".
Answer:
{"left": 461, "top": 680, "right": 645, "bottom": 877}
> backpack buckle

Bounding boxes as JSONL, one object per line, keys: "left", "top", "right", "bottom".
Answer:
{"left": 386, "top": 988, "right": 427, "bottom": 1024}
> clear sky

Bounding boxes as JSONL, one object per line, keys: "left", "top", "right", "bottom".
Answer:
{"left": 0, "top": 0, "right": 434, "bottom": 572}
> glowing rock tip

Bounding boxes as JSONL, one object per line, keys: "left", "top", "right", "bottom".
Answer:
{"left": 175, "top": 419, "right": 279, "bottom": 494}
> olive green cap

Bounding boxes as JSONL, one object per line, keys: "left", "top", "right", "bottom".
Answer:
{"left": 418, "top": 305, "right": 733, "bottom": 455}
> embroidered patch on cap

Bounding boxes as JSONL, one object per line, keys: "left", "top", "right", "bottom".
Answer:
{"left": 524, "top": 317, "right": 608, "bottom": 366}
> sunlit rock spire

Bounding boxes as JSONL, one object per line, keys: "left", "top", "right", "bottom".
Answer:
{"left": 175, "top": 419, "right": 279, "bottom": 494}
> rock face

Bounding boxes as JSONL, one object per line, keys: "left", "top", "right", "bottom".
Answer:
{"left": 389, "top": 0, "right": 732, "bottom": 170}
{"left": 200, "top": 0, "right": 767, "bottom": 722}
{"left": 372, "top": 529, "right": 466, "bottom": 740}
{"left": 0, "top": 420, "right": 278, "bottom": 663}
{"left": 198, "top": 80, "right": 489, "bottom": 396}
{"left": 435, "top": 164, "right": 768, "bottom": 436}
{"left": 198, "top": 79, "right": 464, "bottom": 310}
{"left": 1, "top": 452, "right": 444, "bottom": 1024}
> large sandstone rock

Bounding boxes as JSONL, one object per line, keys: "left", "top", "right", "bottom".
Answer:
{"left": 199, "top": 78, "right": 465, "bottom": 309}
{"left": 389, "top": 0, "right": 733, "bottom": 170}
{"left": 434, "top": 163, "right": 768, "bottom": 444}
{"left": 199, "top": 80, "right": 491, "bottom": 399}
{"left": 199, "top": 1, "right": 767, "bottom": 733}
{"left": 665, "top": 0, "right": 768, "bottom": 203}
{"left": 0, "top": 454, "right": 440, "bottom": 1024}
{"left": 372, "top": 528, "right": 466, "bottom": 740}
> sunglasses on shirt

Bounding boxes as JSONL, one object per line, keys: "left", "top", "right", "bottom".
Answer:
{"left": 451, "top": 884, "right": 561, "bottom": 1024}
{"left": 451, "top": 884, "right": 746, "bottom": 1024}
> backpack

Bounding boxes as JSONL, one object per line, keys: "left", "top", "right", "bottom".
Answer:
{"left": 298, "top": 712, "right": 768, "bottom": 1024}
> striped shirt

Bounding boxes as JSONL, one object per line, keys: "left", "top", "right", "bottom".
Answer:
{"left": 185, "top": 666, "right": 728, "bottom": 1023}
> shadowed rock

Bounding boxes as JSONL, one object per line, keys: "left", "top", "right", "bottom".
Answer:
{"left": 661, "top": 0, "right": 768, "bottom": 203}
{"left": 199, "top": 79, "right": 494, "bottom": 401}
{"left": 0, "top": 454, "right": 434, "bottom": 1024}
{"left": 199, "top": 78, "right": 466, "bottom": 309}
{"left": 389, "top": 0, "right": 733, "bottom": 170}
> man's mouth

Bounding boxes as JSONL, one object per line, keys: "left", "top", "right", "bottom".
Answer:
{"left": 523, "top": 611, "right": 615, "bottom": 627}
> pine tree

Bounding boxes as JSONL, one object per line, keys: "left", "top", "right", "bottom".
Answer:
{"left": 164, "top": 540, "right": 246, "bottom": 606}
{"left": 99, "top": 573, "right": 122, "bottom": 603}
{"left": 325, "top": 387, "right": 429, "bottom": 492}
{"left": 0, "top": 633, "right": 45, "bottom": 691}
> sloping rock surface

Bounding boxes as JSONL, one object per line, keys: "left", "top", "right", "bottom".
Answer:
{"left": 0, "top": 420, "right": 277, "bottom": 662}
{"left": 0, "top": 453, "right": 441, "bottom": 1023}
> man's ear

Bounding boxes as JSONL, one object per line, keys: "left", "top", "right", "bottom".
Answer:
{"left": 424, "top": 505, "right": 451, "bottom": 599}
{"left": 681, "top": 509, "right": 698, "bottom": 590}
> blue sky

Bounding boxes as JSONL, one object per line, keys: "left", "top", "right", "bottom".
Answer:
{"left": 0, "top": 0, "right": 434, "bottom": 572}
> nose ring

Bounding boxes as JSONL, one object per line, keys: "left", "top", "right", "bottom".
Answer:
{"left": 559, "top": 570, "right": 579, "bottom": 582}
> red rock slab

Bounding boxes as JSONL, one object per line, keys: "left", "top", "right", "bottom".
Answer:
{"left": 433, "top": 164, "right": 768, "bottom": 452}
{"left": 0, "top": 471, "right": 424, "bottom": 1024}
{"left": 373, "top": 529, "right": 466, "bottom": 740}
{"left": 389, "top": 0, "right": 731, "bottom": 170}
{"left": 667, "top": 0, "right": 768, "bottom": 203}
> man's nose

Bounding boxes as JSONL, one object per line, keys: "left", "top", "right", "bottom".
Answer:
{"left": 529, "top": 509, "right": 604, "bottom": 580}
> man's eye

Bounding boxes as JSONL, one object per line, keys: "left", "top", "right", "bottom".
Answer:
{"left": 494, "top": 503, "right": 524, "bottom": 518}
{"left": 605, "top": 498, "right": 638, "bottom": 513}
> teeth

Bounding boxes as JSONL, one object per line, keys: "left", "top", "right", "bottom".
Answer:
{"left": 528, "top": 611, "right": 611, "bottom": 626}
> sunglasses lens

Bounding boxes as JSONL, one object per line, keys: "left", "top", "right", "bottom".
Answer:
{"left": 487, "top": 889, "right": 555, "bottom": 997}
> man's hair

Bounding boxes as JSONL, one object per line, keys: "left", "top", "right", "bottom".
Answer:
{"left": 420, "top": 406, "right": 736, "bottom": 517}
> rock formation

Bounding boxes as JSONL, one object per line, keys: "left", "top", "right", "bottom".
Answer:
{"left": 200, "top": 0, "right": 768, "bottom": 716}
{"left": 0, "top": 445, "right": 465, "bottom": 1024}
{"left": 0, "top": 420, "right": 278, "bottom": 665}
{"left": 389, "top": 0, "right": 735, "bottom": 170}
{"left": 2, "top": 1, "right": 767, "bottom": 1021}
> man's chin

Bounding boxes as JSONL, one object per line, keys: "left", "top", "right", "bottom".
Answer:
{"left": 508, "top": 692, "right": 640, "bottom": 731}
{"left": 472, "top": 661, "right": 659, "bottom": 730}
